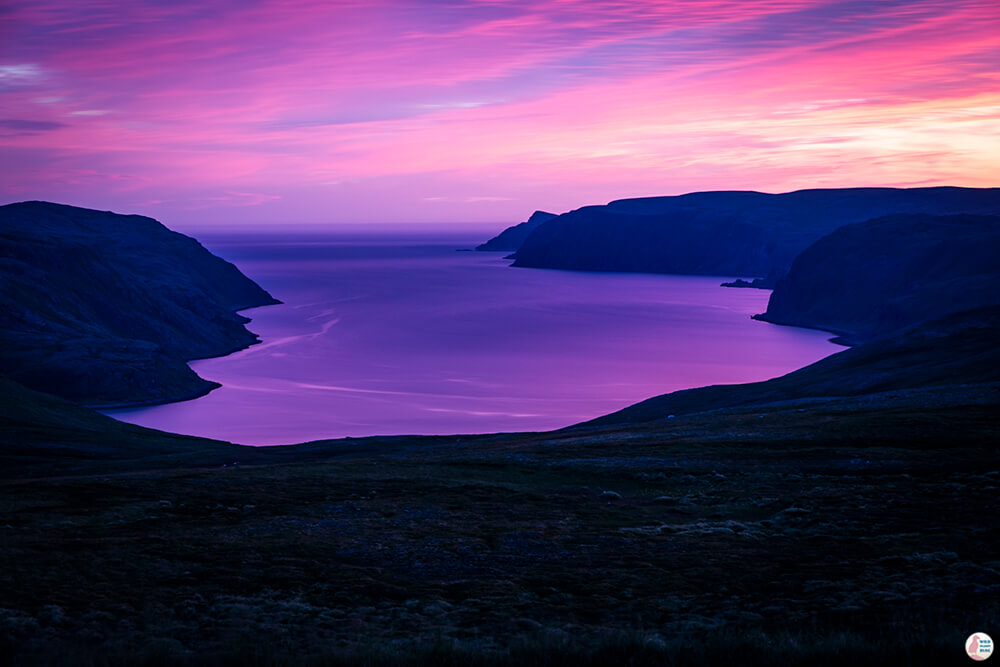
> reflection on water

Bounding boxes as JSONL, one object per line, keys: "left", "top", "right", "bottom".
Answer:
{"left": 106, "top": 229, "right": 838, "bottom": 445}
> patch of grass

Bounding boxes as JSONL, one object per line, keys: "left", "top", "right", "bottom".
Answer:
{"left": 2, "top": 391, "right": 999, "bottom": 665}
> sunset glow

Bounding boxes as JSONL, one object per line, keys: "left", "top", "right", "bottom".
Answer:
{"left": 2, "top": 0, "right": 998, "bottom": 227}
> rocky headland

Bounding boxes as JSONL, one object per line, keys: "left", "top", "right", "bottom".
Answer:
{"left": 756, "top": 213, "right": 1000, "bottom": 343}
{"left": 476, "top": 210, "right": 556, "bottom": 252}
{"left": 485, "top": 187, "right": 1000, "bottom": 282}
{"left": 0, "top": 201, "right": 279, "bottom": 407}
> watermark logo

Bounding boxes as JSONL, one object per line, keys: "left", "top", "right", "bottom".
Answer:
{"left": 967, "top": 633, "right": 994, "bottom": 661}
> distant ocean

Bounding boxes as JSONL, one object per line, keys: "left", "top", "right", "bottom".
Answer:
{"left": 105, "top": 227, "right": 838, "bottom": 445}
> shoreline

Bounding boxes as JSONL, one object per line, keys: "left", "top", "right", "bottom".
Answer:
{"left": 750, "top": 312, "right": 860, "bottom": 346}
{"left": 97, "top": 301, "right": 283, "bottom": 412}
{"left": 100, "top": 264, "right": 840, "bottom": 445}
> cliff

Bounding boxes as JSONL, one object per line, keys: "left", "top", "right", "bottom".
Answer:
{"left": 0, "top": 201, "right": 279, "bottom": 407}
{"left": 501, "top": 187, "right": 1000, "bottom": 279}
{"left": 757, "top": 214, "right": 1000, "bottom": 342}
{"left": 476, "top": 210, "right": 556, "bottom": 252}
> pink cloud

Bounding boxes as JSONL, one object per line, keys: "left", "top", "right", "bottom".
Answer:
{"left": 0, "top": 0, "right": 997, "bottom": 225}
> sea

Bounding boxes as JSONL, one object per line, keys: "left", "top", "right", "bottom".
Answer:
{"left": 105, "top": 226, "right": 840, "bottom": 445}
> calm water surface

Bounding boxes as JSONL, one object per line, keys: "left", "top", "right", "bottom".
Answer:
{"left": 107, "top": 228, "right": 839, "bottom": 445}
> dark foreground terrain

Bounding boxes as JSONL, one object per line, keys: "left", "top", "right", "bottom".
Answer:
{"left": 2, "top": 199, "right": 998, "bottom": 665}
{"left": 2, "top": 377, "right": 998, "bottom": 666}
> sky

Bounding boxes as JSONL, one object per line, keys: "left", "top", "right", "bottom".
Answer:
{"left": 1, "top": 0, "right": 998, "bottom": 228}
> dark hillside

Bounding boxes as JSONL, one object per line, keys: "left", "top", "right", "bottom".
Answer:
{"left": 0, "top": 201, "right": 279, "bottom": 406}
{"left": 503, "top": 187, "right": 1000, "bottom": 281}
{"left": 757, "top": 213, "right": 1000, "bottom": 341}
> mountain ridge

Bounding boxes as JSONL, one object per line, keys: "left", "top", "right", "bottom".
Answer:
{"left": 486, "top": 186, "right": 1000, "bottom": 281}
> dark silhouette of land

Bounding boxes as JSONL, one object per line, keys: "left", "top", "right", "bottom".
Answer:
{"left": 1, "top": 197, "right": 999, "bottom": 665}
{"left": 0, "top": 201, "right": 278, "bottom": 407}
{"left": 476, "top": 210, "right": 556, "bottom": 252}
{"left": 757, "top": 213, "right": 1000, "bottom": 342}
{"left": 480, "top": 187, "right": 1000, "bottom": 284}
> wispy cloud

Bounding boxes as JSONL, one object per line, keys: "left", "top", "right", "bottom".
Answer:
{"left": 0, "top": 118, "right": 66, "bottom": 131}
{"left": 0, "top": 64, "right": 45, "bottom": 87}
{"left": 0, "top": 0, "right": 997, "bottom": 223}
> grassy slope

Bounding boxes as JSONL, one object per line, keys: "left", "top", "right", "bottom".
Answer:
{"left": 1, "top": 387, "right": 998, "bottom": 665}
{"left": 0, "top": 378, "right": 244, "bottom": 475}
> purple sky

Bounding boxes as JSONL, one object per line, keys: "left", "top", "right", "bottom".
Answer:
{"left": 1, "top": 0, "right": 998, "bottom": 228}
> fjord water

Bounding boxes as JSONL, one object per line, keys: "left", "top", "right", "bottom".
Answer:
{"left": 107, "top": 227, "right": 839, "bottom": 445}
